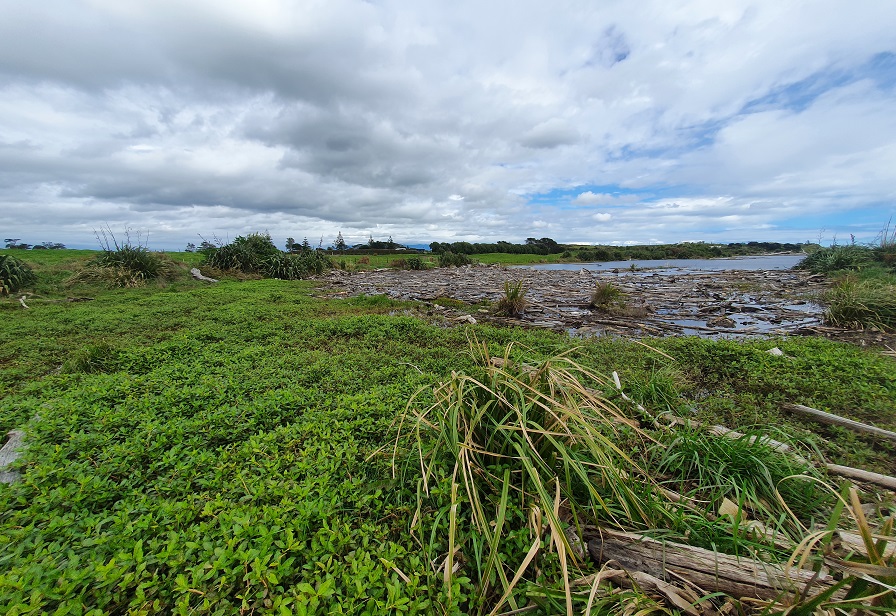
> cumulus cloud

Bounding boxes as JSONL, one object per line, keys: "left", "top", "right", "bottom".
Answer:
{"left": 1, "top": 0, "right": 894, "bottom": 249}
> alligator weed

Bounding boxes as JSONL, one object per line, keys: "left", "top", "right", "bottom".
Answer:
{"left": 1, "top": 249, "right": 895, "bottom": 614}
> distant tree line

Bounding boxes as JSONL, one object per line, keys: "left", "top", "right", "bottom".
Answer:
{"left": 570, "top": 241, "right": 808, "bottom": 262}
{"left": 4, "top": 239, "right": 66, "bottom": 250}
{"left": 427, "top": 238, "right": 808, "bottom": 260}
{"left": 429, "top": 237, "right": 561, "bottom": 255}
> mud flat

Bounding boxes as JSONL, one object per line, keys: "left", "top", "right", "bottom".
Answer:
{"left": 321, "top": 264, "right": 851, "bottom": 340}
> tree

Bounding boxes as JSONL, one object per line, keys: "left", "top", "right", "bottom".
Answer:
{"left": 334, "top": 232, "right": 347, "bottom": 251}
{"left": 185, "top": 242, "right": 197, "bottom": 252}
{"left": 4, "top": 239, "right": 21, "bottom": 248}
{"left": 285, "top": 237, "right": 297, "bottom": 253}
{"left": 301, "top": 237, "right": 311, "bottom": 252}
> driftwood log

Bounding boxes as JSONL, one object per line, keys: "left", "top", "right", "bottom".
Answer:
{"left": 190, "top": 268, "right": 219, "bottom": 283}
{"left": 782, "top": 404, "right": 896, "bottom": 444}
{"left": 825, "top": 463, "right": 896, "bottom": 491}
{"left": 586, "top": 528, "right": 833, "bottom": 601}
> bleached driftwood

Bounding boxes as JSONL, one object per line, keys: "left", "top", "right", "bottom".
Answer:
{"left": 783, "top": 404, "right": 896, "bottom": 444}
{"left": 825, "top": 464, "right": 896, "bottom": 491}
{"left": 587, "top": 528, "right": 833, "bottom": 601}
{"left": 18, "top": 295, "right": 29, "bottom": 309}
{"left": 190, "top": 268, "right": 219, "bottom": 283}
{"left": 0, "top": 430, "right": 25, "bottom": 484}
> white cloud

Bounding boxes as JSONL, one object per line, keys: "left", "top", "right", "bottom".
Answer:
{"left": 0, "top": 1, "right": 894, "bottom": 248}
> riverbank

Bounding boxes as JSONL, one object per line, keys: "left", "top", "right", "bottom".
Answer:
{"left": 2, "top": 252, "right": 894, "bottom": 613}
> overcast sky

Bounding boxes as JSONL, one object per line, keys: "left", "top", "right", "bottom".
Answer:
{"left": 2, "top": 1, "right": 895, "bottom": 250}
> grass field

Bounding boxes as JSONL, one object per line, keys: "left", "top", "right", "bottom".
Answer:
{"left": 1, "top": 250, "right": 894, "bottom": 613}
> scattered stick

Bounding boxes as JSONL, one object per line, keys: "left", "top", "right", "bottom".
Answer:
{"left": 825, "top": 464, "right": 896, "bottom": 491}
{"left": 190, "top": 268, "right": 219, "bottom": 283}
{"left": 782, "top": 404, "right": 896, "bottom": 444}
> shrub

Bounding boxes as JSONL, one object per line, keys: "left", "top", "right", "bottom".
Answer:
{"left": 590, "top": 281, "right": 627, "bottom": 312}
{"left": 203, "top": 233, "right": 281, "bottom": 274}
{"left": 265, "top": 251, "right": 331, "bottom": 279}
{"left": 494, "top": 280, "right": 527, "bottom": 316}
{"left": 438, "top": 251, "right": 473, "bottom": 267}
{"left": 0, "top": 254, "right": 36, "bottom": 295}
{"left": 406, "top": 257, "right": 424, "bottom": 270}
{"left": 390, "top": 259, "right": 407, "bottom": 269}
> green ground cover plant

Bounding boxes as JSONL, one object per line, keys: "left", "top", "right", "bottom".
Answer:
{"left": 1, "top": 251, "right": 895, "bottom": 613}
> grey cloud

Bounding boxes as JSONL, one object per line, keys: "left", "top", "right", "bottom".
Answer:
{"left": 520, "top": 119, "right": 580, "bottom": 149}
{"left": 1, "top": 1, "right": 895, "bottom": 249}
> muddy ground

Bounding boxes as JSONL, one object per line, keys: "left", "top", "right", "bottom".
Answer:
{"left": 321, "top": 264, "right": 895, "bottom": 348}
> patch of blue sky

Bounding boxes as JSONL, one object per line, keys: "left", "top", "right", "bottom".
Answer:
{"left": 742, "top": 51, "right": 896, "bottom": 115}
{"left": 773, "top": 205, "right": 894, "bottom": 242}
{"left": 525, "top": 183, "right": 700, "bottom": 210}
{"left": 527, "top": 185, "right": 639, "bottom": 205}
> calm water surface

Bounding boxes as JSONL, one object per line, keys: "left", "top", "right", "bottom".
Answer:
{"left": 518, "top": 253, "right": 806, "bottom": 272}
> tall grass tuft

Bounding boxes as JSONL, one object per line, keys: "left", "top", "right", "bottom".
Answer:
{"left": 875, "top": 217, "right": 896, "bottom": 267}
{"left": 394, "top": 337, "right": 670, "bottom": 614}
{"left": 652, "top": 428, "right": 826, "bottom": 523}
{"left": 759, "top": 483, "right": 896, "bottom": 614}
{"left": 823, "top": 275, "right": 896, "bottom": 331}
{"left": 69, "top": 227, "right": 177, "bottom": 287}
{"left": 0, "top": 253, "right": 36, "bottom": 295}
{"left": 494, "top": 280, "right": 527, "bottom": 316}
{"left": 265, "top": 251, "right": 331, "bottom": 279}
{"left": 590, "top": 281, "right": 627, "bottom": 312}
{"left": 796, "top": 245, "right": 874, "bottom": 274}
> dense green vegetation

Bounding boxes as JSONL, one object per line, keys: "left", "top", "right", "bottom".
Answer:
{"left": 202, "top": 233, "right": 332, "bottom": 280}
{"left": 1, "top": 250, "right": 894, "bottom": 613}
{"left": 797, "top": 233, "right": 896, "bottom": 331}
